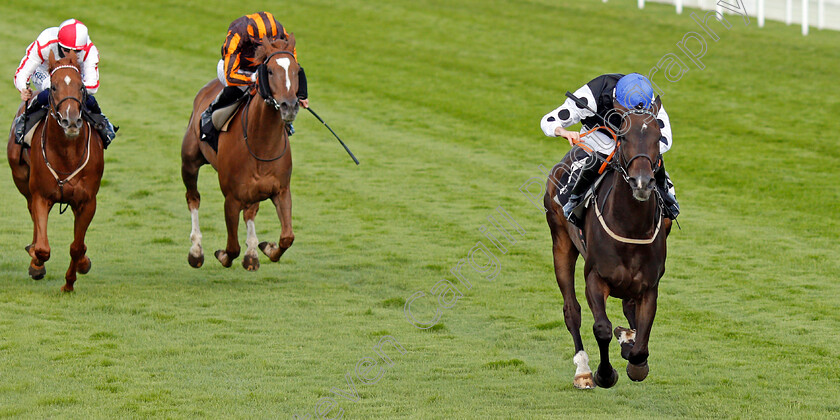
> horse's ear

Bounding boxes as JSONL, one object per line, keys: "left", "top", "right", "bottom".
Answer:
{"left": 255, "top": 36, "right": 270, "bottom": 63}
{"left": 285, "top": 32, "right": 296, "bottom": 49}
{"left": 66, "top": 49, "right": 78, "bottom": 64}
{"left": 613, "top": 99, "right": 628, "bottom": 113}
{"left": 48, "top": 50, "right": 57, "bottom": 70}
{"left": 652, "top": 95, "right": 662, "bottom": 115}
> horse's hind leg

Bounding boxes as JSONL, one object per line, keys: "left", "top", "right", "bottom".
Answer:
{"left": 625, "top": 289, "right": 658, "bottom": 382}
{"left": 241, "top": 203, "right": 260, "bottom": 271}
{"left": 181, "top": 149, "right": 205, "bottom": 268}
{"left": 27, "top": 196, "right": 52, "bottom": 280}
{"left": 585, "top": 271, "right": 619, "bottom": 388}
{"left": 547, "top": 207, "right": 592, "bottom": 389}
{"left": 215, "top": 196, "right": 242, "bottom": 267}
{"left": 615, "top": 299, "right": 637, "bottom": 361}
{"left": 259, "top": 187, "right": 294, "bottom": 262}
{"left": 63, "top": 199, "right": 96, "bottom": 292}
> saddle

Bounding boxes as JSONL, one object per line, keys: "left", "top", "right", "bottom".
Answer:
{"left": 16, "top": 108, "right": 48, "bottom": 147}
{"left": 200, "top": 94, "right": 247, "bottom": 152}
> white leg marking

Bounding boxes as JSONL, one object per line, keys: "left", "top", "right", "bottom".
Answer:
{"left": 275, "top": 57, "right": 291, "bottom": 90}
{"left": 573, "top": 350, "right": 592, "bottom": 376}
{"left": 245, "top": 220, "right": 259, "bottom": 257}
{"left": 617, "top": 329, "right": 637, "bottom": 345}
{"left": 189, "top": 209, "right": 203, "bottom": 257}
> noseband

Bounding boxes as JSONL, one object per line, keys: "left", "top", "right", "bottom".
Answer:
{"left": 257, "top": 50, "right": 297, "bottom": 111}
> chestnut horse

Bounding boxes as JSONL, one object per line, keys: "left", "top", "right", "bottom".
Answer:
{"left": 6, "top": 51, "right": 105, "bottom": 292}
{"left": 545, "top": 99, "right": 672, "bottom": 389}
{"left": 181, "top": 35, "right": 300, "bottom": 271}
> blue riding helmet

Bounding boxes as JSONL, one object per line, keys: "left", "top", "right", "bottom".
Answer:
{"left": 615, "top": 73, "right": 655, "bottom": 109}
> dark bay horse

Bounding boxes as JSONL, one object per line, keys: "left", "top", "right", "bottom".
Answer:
{"left": 181, "top": 35, "right": 300, "bottom": 271}
{"left": 6, "top": 51, "right": 105, "bottom": 292}
{"left": 545, "top": 99, "right": 672, "bottom": 389}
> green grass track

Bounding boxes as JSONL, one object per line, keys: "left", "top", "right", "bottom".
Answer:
{"left": 0, "top": 0, "right": 838, "bottom": 418}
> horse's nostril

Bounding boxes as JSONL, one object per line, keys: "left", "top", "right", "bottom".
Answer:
{"left": 60, "top": 119, "right": 69, "bottom": 127}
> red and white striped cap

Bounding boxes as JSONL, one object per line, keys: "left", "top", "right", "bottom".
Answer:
{"left": 57, "top": 19, "right": 89, "bottom": 50}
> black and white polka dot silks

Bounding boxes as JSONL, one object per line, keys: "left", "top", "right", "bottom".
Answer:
{"left": 540, "top": 75, "right": 673, "bottom": 155}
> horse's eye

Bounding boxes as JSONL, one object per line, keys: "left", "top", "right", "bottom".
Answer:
{"left": 267, "top": 69, "right": 273, "bottom": 76}
{"left": 51, "top": 86, "right": 56, "bottom": 91}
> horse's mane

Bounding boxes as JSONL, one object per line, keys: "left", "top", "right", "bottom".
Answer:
{"left": 254, "top": 34, "right": 297, "bottom": 64}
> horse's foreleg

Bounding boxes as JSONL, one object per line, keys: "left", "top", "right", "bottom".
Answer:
{"left": 625, "top": 289, "right": 658, "bottom": 382}
{"left": 585, "top": 272, "right": 618, "bottom": 388}
{"left": 182, "top": 161, "right": 204, "bottom": 268}
{"left": 63, "top": 199, "right": 95, "bottom": 292}
{"left": 27, "top": 196, "right": 52, "bottom": 280}
{"left": 548, "top": 220, "right": 591, "bottom": 389}
{"left": 258, "top": 187, "right": 294, "bottom": 262}
{"left": 214, "top": 196, "right": 241, "bottom": 268}
{"left": 615, "top": 299, "right": 638, "bottom": 361}
{"left": 242, "top": 203, "right": 260, "bottom": 271}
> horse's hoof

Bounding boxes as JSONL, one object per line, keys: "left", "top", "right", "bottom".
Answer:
{"left": 242, "top": 254, "right": 260, "bottom": 271}
{"left": 258, "top": 241, "right": 281, "bottom": 262}
{"left": 77, "top": 257, "right": 91, "bottom": 275}
{"left": 61, "top": 284, "right": 74, "bottom": 292}
{"left": 594, "top": 367, "right": 619, "bottom": 388}
{"left": 29, "top": 264, "right": 46, "bottom": 280}
{"left": 627, "top": 361, "right": 649, "bottom": 382}
{"left": 573, "top": 373, "right": 595, "bottom": 389}
{"left": 188, "top": 252, "right": 204, "bottom": 268}
{"left": 214, "top": 250, "right": 232, "bottom": 268}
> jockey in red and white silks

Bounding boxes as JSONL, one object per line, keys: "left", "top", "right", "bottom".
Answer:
{"left": 12, "top": 19, "right": 116, "bottom": 146}
{"left": 14, "top": 18, "right": 100, "bottom": 96}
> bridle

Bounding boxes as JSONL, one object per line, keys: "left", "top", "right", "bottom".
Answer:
{"left": 242, "top": 50, "right": 297, "bottom": 162}
{"left": 47, "top": 64, "right": 87, "bottom": 130}
{"left": 42, "top": 63, "right": 92, "bottom": 214}
{"left": 613, "top": 107, "right": 662, "bottom": 183}
{"left": 257, "top": 50, "right": 297, "bottom": 110}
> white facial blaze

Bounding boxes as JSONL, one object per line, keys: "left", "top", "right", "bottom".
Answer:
{"left": 64, "top": 75, "right": 71, "bottom": 86}
{"left": 275, "top": 57, "right": 291, "bottom": 91}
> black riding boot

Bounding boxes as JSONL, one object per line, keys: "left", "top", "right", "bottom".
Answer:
{"left": 655, "top": 161, "right": 680, "bottom": 219}
{"left": 200, "top": 86, "right": 247, "bottom": 145}
{"left": 84, "top": 95, "right": 118, "bottom": 148}
{"left": 562, "top": 154, "right": 602, "bottom": 219}
{"left": 13, "top": 99, "right": 45, "bottom": 144}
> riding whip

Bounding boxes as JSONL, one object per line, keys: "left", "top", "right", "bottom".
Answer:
{"left": 305, "top": 107, "right": 359, "bottom": 165}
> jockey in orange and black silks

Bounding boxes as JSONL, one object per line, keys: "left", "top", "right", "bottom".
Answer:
{"left": 540, "top": 73, "right": 679, "bottom": 221}
{"left": 201, "top": 12, "right": 308, "bottom": 143}
{"left": 13, "top": 18, "right": 117, "bottom": 146}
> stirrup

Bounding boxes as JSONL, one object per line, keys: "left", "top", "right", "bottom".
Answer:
{"left": 562, "top": 193, "right": 583, "bottom": 219}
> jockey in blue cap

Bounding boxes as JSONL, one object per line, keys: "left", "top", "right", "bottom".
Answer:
{"left": 540, "top": 73, "right": 679, "bottom": 221}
